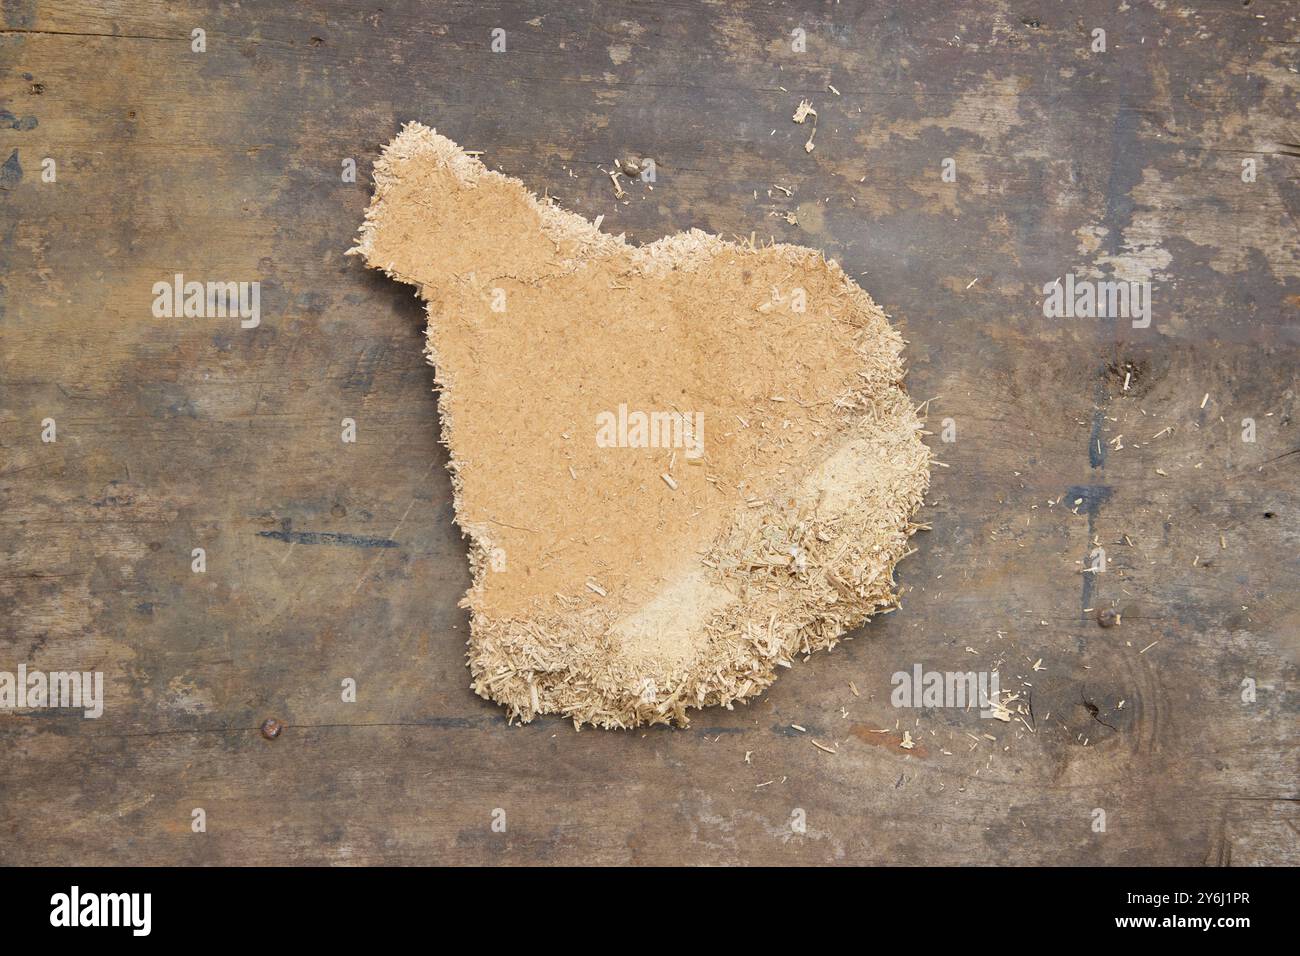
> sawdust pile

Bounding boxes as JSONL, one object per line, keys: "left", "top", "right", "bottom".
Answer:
{"left": 350, "top": 122, "right": 930, "bottom": 729}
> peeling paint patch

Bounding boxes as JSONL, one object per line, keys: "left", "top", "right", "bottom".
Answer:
{"left": 0, "top": 149, "right": 21, "bottom": 189}
{"left": 0, "top": 109, "right": 38, "bottom": 131}
{"left": 1075, "top": 225, "right": 1108, "bottom": 256}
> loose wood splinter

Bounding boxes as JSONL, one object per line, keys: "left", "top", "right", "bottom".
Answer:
{"left": 350, "top": 123, "right": 929, "bottom": 729}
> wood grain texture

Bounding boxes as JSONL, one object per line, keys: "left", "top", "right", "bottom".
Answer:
{"left": 1, "top": 0, "right": 1296, "bottom": 865}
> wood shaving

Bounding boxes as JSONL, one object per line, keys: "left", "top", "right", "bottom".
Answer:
{"left": 792, "top": 99, "right": 817, "bottom": 123}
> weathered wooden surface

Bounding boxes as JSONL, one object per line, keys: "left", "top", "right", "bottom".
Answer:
{"left": 1, "top": 0, "right": 1296, "bottom": 865}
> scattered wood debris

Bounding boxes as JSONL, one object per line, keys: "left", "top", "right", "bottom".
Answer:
{"left": 791, "top": 98, "right": 818, "bottom": 152}
{"left": 792, "top": 99, "right": 817, "bottom": 123}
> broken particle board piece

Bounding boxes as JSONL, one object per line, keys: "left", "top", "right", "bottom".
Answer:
{"left": 349, "top": 122, "right": 930, "bottom": 729}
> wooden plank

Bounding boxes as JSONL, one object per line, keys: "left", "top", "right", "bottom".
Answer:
{"left": 0, "top": 0, "right": 1295, "bottom": 864}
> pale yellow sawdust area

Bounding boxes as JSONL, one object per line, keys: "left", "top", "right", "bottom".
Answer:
{"left": 351, "top": 122, "right": 930, "bottom": 728}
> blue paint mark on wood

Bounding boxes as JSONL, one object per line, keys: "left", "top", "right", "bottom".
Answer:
{"left": 0, "top": 149, "right": 21, "bottom": 189}
{"left": 1068, "top": 483, "right": 1114, "bottom": 617}
{"left": 258, "top": 529, "right": 398, "bottom": 548}
{"left": 1066, "top": 484, "right": 1113, "bottom": 518}
{"left": 1088, "top": 405, "right": 1107, "bottom": 468}
{"left": 0, "top": 110, "right": 38, "bottom": 131}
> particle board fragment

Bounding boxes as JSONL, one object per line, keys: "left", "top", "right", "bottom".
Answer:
{"left": 350, "top": 122, "right": 930, "bottom": 729}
